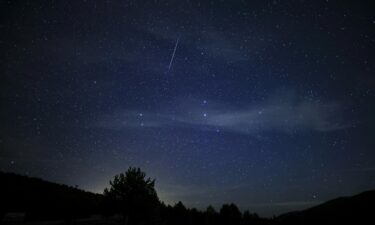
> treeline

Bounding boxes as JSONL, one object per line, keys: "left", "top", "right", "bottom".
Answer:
{"left": 101, "top": 167, "right": 273, "bottom": 225}
{"left": 4, "top": 168, "right": 373, "bottom": 225}
{"left": 156, "top": 202, "right": 273, "bottom": 225}
{"left": 0, "top": 169, "right": 272, "bottom": 224}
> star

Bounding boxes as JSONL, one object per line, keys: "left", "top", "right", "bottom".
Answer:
{"left": 2, "top": 0, "right": 373, "bottom": 217}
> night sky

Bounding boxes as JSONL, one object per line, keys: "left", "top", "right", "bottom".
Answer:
{"left": 1, "top": 0, "right": 375, "bottom": 216}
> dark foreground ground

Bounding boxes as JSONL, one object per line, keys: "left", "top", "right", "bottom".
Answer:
{"left": 1, "top": 172, "right": 375, "bottom": 225}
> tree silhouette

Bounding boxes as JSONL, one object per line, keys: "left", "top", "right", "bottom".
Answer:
{"left": 171, "top": 201, "right": 188, "bottom": 225}
{"left": 205, "top": 205, "right": 218, "bottom": 225}
{"left": 104, "top": 167, "right": 159, "bottom": 225}
{"left": 243, "top": 210, "right": 259, "bottom": 221}
{"left": 220, "top": 203, "right": 242, "bottom": 225}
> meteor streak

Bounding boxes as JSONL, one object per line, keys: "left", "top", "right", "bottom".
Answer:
{"left": 167, "top": 37, "right": 179, "bottom": 73}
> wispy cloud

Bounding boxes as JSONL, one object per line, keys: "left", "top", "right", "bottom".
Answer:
{"left": 201, "top": 101, "right": 348, "bottom": 133}
{"left": 92, "top": 93, "right": 350, "bottom": 135}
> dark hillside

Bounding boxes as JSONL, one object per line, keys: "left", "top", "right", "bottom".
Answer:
{"left": 0, "top": 171, "right": 103, "bottom": 221}
{"left": 278, "top": 190, "right": 375, "bottom": 225}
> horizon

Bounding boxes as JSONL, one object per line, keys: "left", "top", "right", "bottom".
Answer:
{"left": 3, "top": 170, "right": 356, "bottom": 217}
{"left": 1, "top": 0, "right": 375, "bottom": 218}
{"left": 3, "top": 170, "right": 375, "bottom": 217}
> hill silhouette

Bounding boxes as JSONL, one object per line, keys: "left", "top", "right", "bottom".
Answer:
{"left": 0, "top": 171, "right": 103, "bottom": 221}
{"left": 277, "top": 190, "right": 375, "bottom": 225}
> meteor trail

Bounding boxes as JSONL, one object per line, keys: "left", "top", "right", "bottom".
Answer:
{"left": 167, "top": 37, "right": 179, "bottom": 72}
